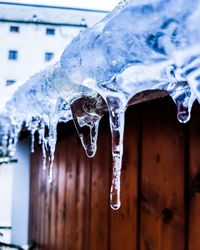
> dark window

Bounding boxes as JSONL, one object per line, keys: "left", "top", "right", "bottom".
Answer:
{"left": 80, "top": 18, "right": 87, "bottom": 26}
{"left": 10, "top": 26, "right": 19, "bottom": 33}
{"left": 8, "top": 50, "right": 18, "bottom": 60}
{"left": 6, "top": 80, "right": 16, "bottom": 86}
{"left": 46, "top": 28, "right": 55, "bottom": 35}
{"left": 45, "top": 52, "right": 54, "bottom": 62}
{"left": 32, "top": 14, "right": 38, "bottom": 22}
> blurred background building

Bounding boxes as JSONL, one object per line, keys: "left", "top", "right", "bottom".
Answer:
{"left": 0, "top": 1, "right": 107, "bottom": 88}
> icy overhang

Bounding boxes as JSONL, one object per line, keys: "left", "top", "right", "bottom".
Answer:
{"left": 0, "top": 0, "right": 200, "bottom": 210}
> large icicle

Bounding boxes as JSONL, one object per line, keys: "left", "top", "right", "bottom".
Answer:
{"left": 106, "top": 96, "right": 126, "bottom": 210}
{"left": 81, "top": 77, "right": 129, "bottom": 209}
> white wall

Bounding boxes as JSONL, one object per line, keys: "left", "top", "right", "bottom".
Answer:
{"left": 11, "top": 138, "right": 30, "bottom": 245}
{"left": 0, "top": 22, "right": 81, "bottom": 86}
{"left": 0, "top": 139, "right": 31, "bottom": 245}
{"left": 0, "top": 7, "right": 107, "bottom": 89}
{"left": 0, "top": 164, "right": 13, "bottom": 227}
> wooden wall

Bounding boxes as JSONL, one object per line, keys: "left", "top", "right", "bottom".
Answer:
{"left": 29, "top": 97, "right": 200, "bottom": 250}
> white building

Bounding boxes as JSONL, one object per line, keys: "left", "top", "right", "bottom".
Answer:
{"left": 0, "top": 1, "right": 107, "bottom": 88}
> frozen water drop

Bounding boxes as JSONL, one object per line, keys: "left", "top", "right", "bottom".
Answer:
{"left": 110, "top": 191, "right": 121, "bottom": 210}
{"left": 158, "top": 76, "right": 196, "bottom": 124}
{"left": 171, "top": 82, "right": 196, "bottom": 124}
{"left": 70, "top": 95, "right": 106, "bottom": 158}
{"left": 177, "top": 102, "right": 190, "bottom": 123}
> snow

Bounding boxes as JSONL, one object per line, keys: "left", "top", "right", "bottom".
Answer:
{"left": 1, "top": 0, "right": 200, "bottom": 209}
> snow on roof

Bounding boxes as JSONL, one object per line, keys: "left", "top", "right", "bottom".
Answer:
{"left": 0, "top": 1, "right": 108, "bottom": 26}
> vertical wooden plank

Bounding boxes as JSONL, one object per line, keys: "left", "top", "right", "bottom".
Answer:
{"left": 28, "top": 154, "right": 34, "bottom": 241}
{"left": 29, "top": 144, "right": 41, "bottom": 244}
{"left": 43, "top": 159, "right": 51, "bottom": 249}
{"left": 64, "top": 134, "right": 78, "bottom": 250}
{"left": 39, "top": 150, "right": 47, "bottom": 249}
{"left": 49, "top": 148, "right": 58, "bottom": 250}
{"left": 89, "top": 116, "right": 110, "bottom": 250}
{"left": 35, "top": 146, "right": 43, "bottom": 247}
{"left": 29, "top": 148, "right": 37, "bottom": 242}
{"left": 110, "top": 107, "right": 139, "bottom": 250}
{"left": 75, "top": 140, "right": 91, "bottom": 250}
{"left": 56, "top": 138, "right": 67, "bottom": 250}
{"left": 189, "top": 104, "right": 200, "bottom": 250}
{"left": 140, "top": 99, "right": 185, "bottom": 250}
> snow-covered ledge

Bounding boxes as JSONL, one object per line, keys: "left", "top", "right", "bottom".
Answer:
{"left": 0, "top": 0, "right": 200, "bottom": 209}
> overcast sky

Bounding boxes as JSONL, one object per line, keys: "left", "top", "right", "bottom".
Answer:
{"left": 2, "top": 0, "right": 119, "bottom": 11}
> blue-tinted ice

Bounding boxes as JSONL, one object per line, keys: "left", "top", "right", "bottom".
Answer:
{"left": 0, "top": 0, "right": 200, "bottom": 209}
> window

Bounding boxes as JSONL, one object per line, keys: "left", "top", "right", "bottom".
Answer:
{"left": 32, "top": 14, "right": 38, "bottom": 22}
{"left": 10, "top": 26, "right": 19, "bottom": 33}
{"left": 8, "top": 50, "right": 18, "bottom": 60}
{"left": 46, "top": 28, "right": 55, "bottom": 35}
{"left": 45, "top": 52, "right": 54, "bottom": 62}
{"left": 6, "top": 80, "right": 16, "bottom": 86}
{"left": 80, "top": 18, "right": 87, "bottom": 26}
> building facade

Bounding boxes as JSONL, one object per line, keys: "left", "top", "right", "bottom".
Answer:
{"left": 0, "top": 2, "right": 107, "bottom": 88}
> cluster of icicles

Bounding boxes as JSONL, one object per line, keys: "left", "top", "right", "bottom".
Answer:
{"left": 1, "top": 0, "right": 200, "bottom": 209}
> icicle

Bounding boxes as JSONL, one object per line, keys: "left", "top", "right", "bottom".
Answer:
{"left": 106, "top": 96, "right": 126, "bottom": 210}
{"left": 81, "top": 78, "right": 127, "bottom": 210}
{"left": 38, "top": 120, "right": 45, "bottom": 145}
{"left": 169, "top": 83, "right": 196, "bottom": 124}
{"left": 37, "top": 120, "right": 47, "bottom": 169}
{"left": 7, "top": 132, "right": 16, "bottom": 158}
{"left": 1, "top": 134, "right": 8, "bottom": 157}
{"left": 48, "top": 160, "right": 53, "bottom": 183}
{"left": 42, "top": 140, "right": 47, "bottom": 170}
{"left": 6, "top": 121, "right": 22, "bottom": 159}
{"left": 158, "top": 65, "right": 196, "bottom": 124}
{"left": 47, "top": 144, "right": 55, "bottom": 183}
{"left": 28, "top": 116, "right": 41, "bottom": 153}
{"left": 0, "top": 117, "right": 11, "bottom": 159}
{"left": 70, "top": 95, "right": 107, "bottom": 158}
{"left": 31, "top": 129, "right": 35, "bottom": 153}
{"left": 177, "top": 102, "right": 190, "bottom": 123}
{"left": 74, "top": 114, "right": 100, "bottom": 157}
{"left": 46, "top": 116, "right": 58, "bottom": 183}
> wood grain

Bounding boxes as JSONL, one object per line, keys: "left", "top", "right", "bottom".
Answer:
{"left": 189, "top": 104, "right": 200, "bottom": 250}
{"left": 140, "top": 99, "right": 185, "bottom": 250}
{"left": 28, "top": 98, "right": 200, "bottom": 250}
{"left": 89, "top": 117, "right": 110, "bottom": 250}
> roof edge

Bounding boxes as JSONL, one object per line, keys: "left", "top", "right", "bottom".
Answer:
{"left": 0, "top": 18, "right": 88, "bottom": 27}
{"left": 0, "top": 1, "right": 109, "bottom": 13}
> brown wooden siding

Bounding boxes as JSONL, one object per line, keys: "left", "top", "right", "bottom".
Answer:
{"left": 29, "top": 97, "right": 200, "bottom": 250}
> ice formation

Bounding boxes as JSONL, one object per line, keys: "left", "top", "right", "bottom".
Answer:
{"left": 1, "top": 0, "right": 200, "bottom": 209}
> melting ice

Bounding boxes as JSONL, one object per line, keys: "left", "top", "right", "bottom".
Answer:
{"left": 1, "top": 0, "right": 200, "bottom": 209}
